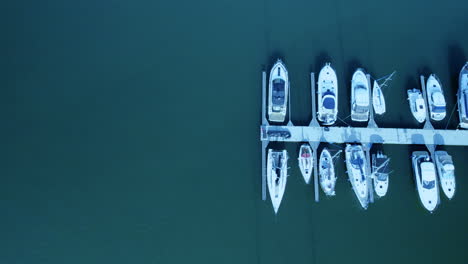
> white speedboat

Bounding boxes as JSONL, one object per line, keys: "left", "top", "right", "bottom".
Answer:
{"left": 407, "top": 88, "right": 426, "bottom": 123}
{"left": 412, "top": 151, "right": 439, "bottom": 212}
{"left": 351, "top": 68, "right": 370, "bottom": 122}
{"left": 426, "top": 74, "right": 446, "bottom": 121}
{"left": 298, "top": 144, "right": 313, "bottom": 184}
{"left": 372, "top": 152, "right": 390, "bottom": 197}
{"left": 267, "top": 149, "right": 288, "bottom": 214}
{"left": 319, "top": 148, "right": 336, "bottom": 196}
{"left": 317, "top": 63, "right": 338, "bottom": 125}
{"left": 435, "top": 151, "right": 455, "bottom": 200}
{"left": 457, "top": 62, "right": 468, "bottom": 128}
{"left": 268, "top": 59, "right": 289, "bottom": 123}
{"left": 345, "top": 144, "right": 369, "bottom": 209}
{"left": 372, "top": 80, "right": 386, "bottom": 115}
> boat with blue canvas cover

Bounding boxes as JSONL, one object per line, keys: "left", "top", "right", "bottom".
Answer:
{"left": 317, "top": 63, "right": 338, "bottom": 125}
{"left": 268, "top": 59, "right": 289, "bottom": 123}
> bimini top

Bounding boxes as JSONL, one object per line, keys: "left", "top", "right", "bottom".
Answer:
{"left": 355, "top": 86, "right": 369, "bottom": 106}
{"left": 323, "top": 91, "right": 336, "bottom": 110}
{"left": 272, "top": 79, "right": 286, "bottom": 106}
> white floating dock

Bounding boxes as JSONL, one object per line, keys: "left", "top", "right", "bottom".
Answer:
{"left": 260, "top": 125, "right": 468, "bottom": 145}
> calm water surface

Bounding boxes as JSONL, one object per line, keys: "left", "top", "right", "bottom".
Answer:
{"left": 4, "top": 0, "right": 468, "bottom": 263}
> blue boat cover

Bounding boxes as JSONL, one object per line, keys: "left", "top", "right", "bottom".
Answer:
{"left": 322, "top": 91, "right": 335, "bottom": 109}
{"left": 323, "top": 97, "right": 335, "bottom": 109}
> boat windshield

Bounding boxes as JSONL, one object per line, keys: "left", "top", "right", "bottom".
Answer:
{"left": 377, "top": 173, "right": 388, "bottom": 181}
{"left": 432, "top": 105, "right": 446, "bottom": 113}
{"left": 422, "top": 180, "right": 435, "bottom": 189}
{"left": 272, "top": 79, "right": 285, "bottom": 106}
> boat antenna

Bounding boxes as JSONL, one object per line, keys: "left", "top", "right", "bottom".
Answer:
{"left": 331, "top": 150, "right": 343, "bottom": 160}
{"left": 327, "top": 143, "right": 344, "bottom": 150}
{"left": 337, "top": 116, "right": 351, "bottom": 127}
{"left": 444, "top": 101, "right": 459, "bottom": 130}
{"left": 377, "top": 70, "right": 397, "bottom": 91}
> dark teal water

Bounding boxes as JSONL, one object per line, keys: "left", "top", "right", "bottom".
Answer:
{"left": 4, "top": 0, "right": 468, "bottom": 263}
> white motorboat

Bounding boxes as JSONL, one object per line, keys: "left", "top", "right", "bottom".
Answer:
{"left": 407, "top": 88, "right": 426, "bottom": 123}
{"left": 426, "top": 74, "right": 446, "bottom": 121}
{"left": 372, "top": 152, "right": 390, "bottom": 197}
{"left": 298, "top": 144, "right": 313, "bottom": 184}
{"left": 268, "top": 59, "right": 289, "bottom": 123}
{"left": 351, "top": 68, "right": 370, "bottom": 122}
{"left": 372, "top": 80, "right": 386, "bottom": 115}
{"left": 267, "top": 149, "right": 288, "bottom": 214}
{"left": 412, "top": 151, "right": 439, "bottom": 212}
{"left": 435, "top": 151, "right": 455, "bottom": 200}
{"left": 319, "top": 148, "right": 336, "bottom": 196}
{"left": 317, "top": 63, "right": 338, "bottom": 125}
{"left": 345, "top": 144, "right": 369, "bottom": 209}
{"left": 457, "top": 62, "right": 468, "bottom": 128}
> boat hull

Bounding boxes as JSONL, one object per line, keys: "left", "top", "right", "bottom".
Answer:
{"left": 345, "top": 144, "right": 369, "bottom": 209}
{"left": 372, "top": 152, "right": 389, "bottom": 197}
{"left": 298, "top": 144, "right": 313, "bottom": 184}
{"left": 319, "top": 148, "right": 336, "bottom": 196}
{"left": 372, "top": 81, "right": 386, "bottom": 115}
{"left": 351, "top": 69, "right": 370, "bottom": 122}
{"left": 435, "top": 151, "right": 456, "bottom": 200}
{"left": 412, "top": 151, "right": 439, "bottom": 212}
{"left": 407, "top": 89, "right": 426, "bottom": 123}
{"left": 267, "top": 149, "right": 288, "bottom": 214}
{"left": 268, "top": 60, "right": 289, "bottom": 123}
{"left": 426, "top": 74, "right": 446, "bottom": 121}
{"left": 317, "top": 63, "right": 338, "bottom": 125}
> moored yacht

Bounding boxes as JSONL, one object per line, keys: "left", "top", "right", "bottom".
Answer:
{"left": 435, "top": 151, "right": 455, "bottom": 200}
{"left": 457, "top": 62, "right": 468, "bottom": 128}
{"left": 372, "top": 152, "right": 390, "bottom": 198}
{"left": 345, "top": 144, "right": 369, "bottom": 209}
{"left": 372, "top": 80, "right": 386, "bottom": 115}
{"left": 426, "top": 74, "right": 446, "bottom": 121}
{"left": 298, "top": 144, "right": 313, "bottom": 184}
{"left": 268, "top": 59, "right": 289, "bottom": 123}
{"left": 267, "top": 149, "right": 288, "bottom": 214}
{"left": 412, "top": 151, "right": 439, "bottom": 212}
{"left": 317, "top": 63, "right": 338, "bottom": 125}
{"left": 351, "top": 68, "right": 370, "bottom": 122}
{"left": 407, "top": 88, "right": 426, "bottom": 123}
{"left": 319, "top": 148, "right": 336, "bottom": 196}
